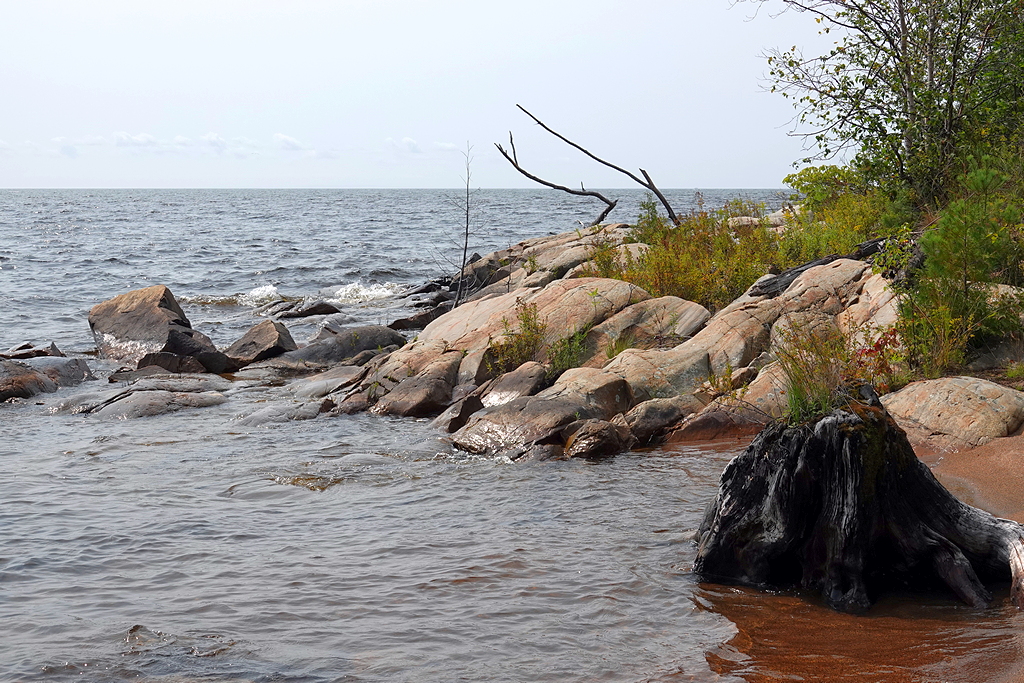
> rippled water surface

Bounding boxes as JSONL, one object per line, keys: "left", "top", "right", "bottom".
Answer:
{"left": 3, "top": 189, "right": 1024, "bottom": 682}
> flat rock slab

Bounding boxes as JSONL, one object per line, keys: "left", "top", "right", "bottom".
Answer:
{"left": 21, "top": 357, "right": 96, "bottom": 387}
{"left": 91, "top": 390, "right": 228, "bottom": 419}
{"left": 289, "top": 366, "right": 366, "bottom": 399}
{"left": 420, "top": 277, "right": 650, "bottom": 356}
{"left": 883, "top": 376, "right": 1024, "bottom": 450}
{"left": 279, "top": 325, "right": 406, "bottom": 366}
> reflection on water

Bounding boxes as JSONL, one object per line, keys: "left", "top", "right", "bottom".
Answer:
{"left": 697, "top": 582, "right": 1024, "bottom": 682}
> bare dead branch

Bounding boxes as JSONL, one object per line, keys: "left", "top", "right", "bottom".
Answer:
{"left": 495, "top": 133, "right": 618, "bottom": 227}
{"left": 514, "top": 104, "right": 680, "bottom": 226}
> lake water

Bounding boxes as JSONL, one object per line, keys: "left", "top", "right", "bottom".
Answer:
{"left": 3, "top": 189, "right": 1024, "bottom": 682}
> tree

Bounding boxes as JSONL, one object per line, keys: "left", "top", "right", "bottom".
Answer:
{"left": 753, "top": 0, "right": 1024, "bottom": 205}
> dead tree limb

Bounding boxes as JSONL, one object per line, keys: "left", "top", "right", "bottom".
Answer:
{"left": 495, "top": 133, "right": 617, "bottom": 227}
{"left": 514, "top": 104, "right": 680, "bottom": 226}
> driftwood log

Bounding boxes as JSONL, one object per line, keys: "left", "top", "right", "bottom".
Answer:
{"left": 694, "top": 394, "right": 1024, "bottom": 613}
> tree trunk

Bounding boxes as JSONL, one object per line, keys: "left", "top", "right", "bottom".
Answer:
{"left": 694, "top": 398, "right": 1024, "bottom": 613}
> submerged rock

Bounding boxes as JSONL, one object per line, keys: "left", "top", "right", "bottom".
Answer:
{"left": 21, "top": 356, "right": 96, "bottom": 388}
{"left": 1, "top": 359, "right": 58, "bottom": 401}
{"left": 49, "top": 374, "right": 231, "bottom": 418}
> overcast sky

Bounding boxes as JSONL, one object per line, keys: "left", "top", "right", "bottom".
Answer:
{"left": 0, "top": 1, "right": 830, "bottom": 189}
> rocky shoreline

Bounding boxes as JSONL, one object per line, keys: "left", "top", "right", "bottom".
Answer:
{"left": 4, "top": 221, "right": 1024, "bottom": 486}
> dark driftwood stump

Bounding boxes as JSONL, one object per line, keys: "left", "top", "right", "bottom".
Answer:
{"left": 694, "top": 400, "right": 1024, "bottom": 613}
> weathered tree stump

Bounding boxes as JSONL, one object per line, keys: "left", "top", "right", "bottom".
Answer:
{"left": 693, "top": 398, "right": 1024, "bottom": 613}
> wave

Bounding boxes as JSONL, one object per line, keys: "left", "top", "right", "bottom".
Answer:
{"left": 320, "top": 282, "right": 404, "bottom": 304}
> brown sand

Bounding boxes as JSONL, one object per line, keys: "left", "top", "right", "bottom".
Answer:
{"left": 920, "top": 434, "right": 1024, "bottom": 523}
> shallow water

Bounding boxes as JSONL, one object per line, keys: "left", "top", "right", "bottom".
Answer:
{"left": 3, "top": 189, "right": 1024, "bottom": 682}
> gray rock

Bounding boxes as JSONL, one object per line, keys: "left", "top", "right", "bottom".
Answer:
{"left": 92, "top": 390, "right": 228, "bottom": 419}
{"left": 237, "top": 400, "right": 329, "bottom": 425}
{"left": 278, "top": 300, "right": 342, "bottom": 318}
{"left": 563, "top": 419, "right": 636, "bottom": 458}
{"left": 1, "top": 359, "right": 57, "bottom": 401}
{"left": 289, "top": 365, "right": 366, "bottom": 399}
{"left": 225, "top": 320, "right": 298, "bottom": 367}
{"left": 2, "top": 341, "right": 64, "bottom": 360}
{"left": 88, "top": 285, "right": 191, "bottom": 361}
{"left": 280, "top": 325, "right": 406, "bottom": 366}
{"left": 160, "top": 326, "right": 231, "bottom": 373}
{"left": 21, "top": 356, "right": 95, "bottom": 388}
{"left": 370, "top": 351, "right": 462, "bottom": 417}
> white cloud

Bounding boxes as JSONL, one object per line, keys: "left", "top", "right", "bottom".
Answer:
{"left": 201, "top": 132, "right": 228, "bottom": 151}
{"left": 433, "top": 142, "right": 460, "bottom": 152}
{"left": 273, "top": 133, "right": 306, "bottom": 151}
{"left": 72, "top": 135, "right": 108, "bottom": 146}
{"left": 60, "top": 145, "right": 79, "bottom": 158}
{"left": 386, "top": 136, "right": 422, "bottom": 154}
{"left": 114, "top": 131, "right": 158, "bottom": 146}
{"left": 0, "top": 140, "right": 10, "bottom": 152}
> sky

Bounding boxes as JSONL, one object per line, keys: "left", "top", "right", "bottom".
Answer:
{"left": 0, "top": 1, "right": 831, "bottom": 189}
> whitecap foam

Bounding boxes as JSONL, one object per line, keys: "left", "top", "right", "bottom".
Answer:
{"left": 322, "top": 282, "right": 404, "bottom": 304}
{"left": 239, "top": 284, "right": 282, "bottom": 307}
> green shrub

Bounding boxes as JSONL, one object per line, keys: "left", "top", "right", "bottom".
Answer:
{"left": 894, "top": 159, "right": 1024, "bottom": 375}
{"left": 598, "top": 194, "right": 782, "bottom": 311}
{"left": 548, "top": 326, "right": 591, "bottom": 379}
{"left": 774, "top": 320, "right": 907, "bottom": 424}
{"left": 486, "top": 299, "right": 546, "bottom": 375}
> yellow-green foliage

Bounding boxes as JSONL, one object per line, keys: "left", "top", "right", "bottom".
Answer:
{"left": 587, "top": 195, "right": 782, "bottom": 311}
{"left": 774, "top": 321, "right": 906, "bottom": 424}
{"left": 485, "top": 299, "right": 591, "bottom": 379}
{"left": 779, "top": 165, "right": 915, "bottom": 265}
{"left": 487, "top": 299, "right": 546, "bottom": 375}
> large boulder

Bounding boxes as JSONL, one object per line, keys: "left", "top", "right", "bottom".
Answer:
{"left": 88, "top": 285, "right": 192, "bottom": 361}
{"left": 882, "top": 377, "right": 1024, "bottom": 450}
{"left": 583, "top": 296, "right": 710, "bottom": 366}
{"left": 450, "top": 367, "right": 633, "bottom": 457}
{"left": 605, "top": 259, "right": 869, "bottom": 401}
{"left": 370, "top": 350, "right": 463, "bottom": 417}
{"left": 1, "top": 359, "right": 58, "bottom": 401}
{"left": 420, "top": 277, "right": 650, "bottom": 364}
{"left": 225, "top": 320, "right": 298, "bottom": 367}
